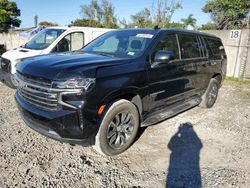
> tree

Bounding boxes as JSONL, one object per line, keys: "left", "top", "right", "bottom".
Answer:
{"left": 101, "top": 0, "right": 118, "bottom": 28}
{"left": 198, "top": 22, "right": 217, "bottom": 30}
{"left": 39, "top": 21, "right": 58, "bottom": 27}
{"left": 153, "top": 0, "right": 182, "bottom": 27}
{"left": 181, "top": 14, "right": 197, "bottom": 29}
{"left": 203, "top": 0, "right": 250, "bottom": 29}
{"left": 168, "top": 22, "right": 184, "bottom": 28}
{"left": 79, "top": 0, "right": 118, "bottom": 29}
{"left": 131, "top": 8, "right": 152, "bottom": 28}
{"left": 0, "top": 0, "right": 21, "bottom": 32}
{"left": 129, "top": 0, "right": 182, "bottom": 28}
{"left": 81, "top": 0, "right": 102, "bottom": 22}
{"left": 70, "top": 18, "right": 103, "bottom": 28}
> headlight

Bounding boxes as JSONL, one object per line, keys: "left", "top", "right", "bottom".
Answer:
{"left": 15, "top": 59, "right": 22, "bottom": 68}
{"left": 52, "top": 77, "right": 95, "bottom": 90}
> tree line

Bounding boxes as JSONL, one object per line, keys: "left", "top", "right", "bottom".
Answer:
{"left": 0, "top": 0, "right": 250, "bottom": 32}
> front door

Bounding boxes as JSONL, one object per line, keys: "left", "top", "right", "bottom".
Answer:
{"left": 147, "top": 33, "right": 187, "bottom": 112}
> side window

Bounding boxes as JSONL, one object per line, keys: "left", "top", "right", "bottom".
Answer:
{"left": 152, "top": 34, "right": 180, "bottom": 61}
{"left": 204, "top": 38, "right": 225, "bottom": 59}
{"left": 178, "top": 34, "right": 201, "bottom": 59}
{"left": 54, "top": 32, "right": 84, "bottom": 53}
{"left": 71, "top": 32, "right": 84, "bottom": 51}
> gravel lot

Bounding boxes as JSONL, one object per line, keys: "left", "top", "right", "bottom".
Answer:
{"left": 0, "top": 80, "right": 249, "bottom": 188}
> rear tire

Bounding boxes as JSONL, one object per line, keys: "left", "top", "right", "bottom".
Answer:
{"left": 94, "top": 99, "right": 140, "bottom": 156}
{"left": 199, "top": 78, "right": 219, "bottom": 108}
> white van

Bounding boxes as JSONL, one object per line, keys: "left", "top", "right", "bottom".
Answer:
{"left": 0, "top": 26, "right": 114, "bottom": 88}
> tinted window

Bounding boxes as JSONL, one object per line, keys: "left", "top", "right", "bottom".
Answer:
{"left": 178, "top": 34, "right": 201, "bottom": 59}
{"left": 83, "top": 30, "right": 155, "bottom": 58}
{"left": 204, "top": 38, "right": 225, "bottom": 59}
{"left": 152, "top": 33, "right": 180, "bottom": 61}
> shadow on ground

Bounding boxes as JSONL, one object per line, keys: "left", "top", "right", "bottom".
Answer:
{"left": 166, "top": 122, "right": 203, "bottom": 188}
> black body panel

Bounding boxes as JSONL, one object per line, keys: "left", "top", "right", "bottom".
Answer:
{"left": 15, "top": 28, "right": 226, "bottom": 145}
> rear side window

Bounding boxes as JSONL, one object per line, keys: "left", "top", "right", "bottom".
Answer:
{"left": 178, "top": 34, "right": 201, "bottom": 59}
{"left": 204, "top": 38, "right": 225, "bottom": 59}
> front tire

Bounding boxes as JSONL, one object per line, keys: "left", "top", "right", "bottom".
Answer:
{"left": 94, "top": 99, "right": 140, "bottom": 156}
{"left": 199, "top": 78, "right": 219, "bottom": 108}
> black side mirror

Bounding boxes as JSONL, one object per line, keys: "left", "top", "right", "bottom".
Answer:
{"left": 152, "top": 50, "right": 175, "bottom": 68}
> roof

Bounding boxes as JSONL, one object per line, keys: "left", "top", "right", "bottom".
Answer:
{"left": 115, "top": 28, "right": 219, "bottom": 39}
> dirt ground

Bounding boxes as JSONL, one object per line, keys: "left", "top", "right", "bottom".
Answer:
{"left": 0, "top": 80, "right": 249, "bottom": 188}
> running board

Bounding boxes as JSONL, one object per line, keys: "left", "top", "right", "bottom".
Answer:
{"left": 141, "top": 96, "right": 201, "bottom": 127}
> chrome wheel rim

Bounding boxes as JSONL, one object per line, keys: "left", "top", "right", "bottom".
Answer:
{"left": 208, "top": 84, "right": 218, "bottom": 106}
{"left": 107, "top": 111, "right": 135, "bottom": 149}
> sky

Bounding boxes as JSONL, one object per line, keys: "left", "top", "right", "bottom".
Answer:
{"left": 13, "top": 0, "right": 211, "bottom": 28}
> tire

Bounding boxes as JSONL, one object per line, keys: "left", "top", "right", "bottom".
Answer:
{"left": 94, "top": 99, "right": 140, "bottom": 156}
{"left": 199, "top": 78, "right": 219, "bottom": 108}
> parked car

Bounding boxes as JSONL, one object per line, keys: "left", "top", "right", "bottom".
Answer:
{"left": 0, "top": 26, "right": 114, "bottom": 88}
{"left": 15, "top": 28, "right": 227, "bottom": 156}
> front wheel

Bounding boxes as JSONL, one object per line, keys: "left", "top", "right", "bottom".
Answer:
{"left": 94, "top": 99, "right": 140, "bottom": 156}
{"left": 199, "top": 78, "right": 219, "bottom": 108}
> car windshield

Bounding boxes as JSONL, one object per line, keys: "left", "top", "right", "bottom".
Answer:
{"left": 83, "top": 30, "right": 155, "bottom": 58}
{"left": 24, "top": 28, "right": 65, "bottom": 50}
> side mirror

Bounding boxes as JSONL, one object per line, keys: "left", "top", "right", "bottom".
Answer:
{"left": 152, "top": 50, "right": 175, "bottom": 68}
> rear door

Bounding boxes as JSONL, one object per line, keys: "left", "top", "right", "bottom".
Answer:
{"left": 177, "top": 33, "right": 207, "bottom": 97}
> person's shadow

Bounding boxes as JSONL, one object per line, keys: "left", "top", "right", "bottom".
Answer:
{"left": 166, "top": 123, "right": 203, "bottom": 188}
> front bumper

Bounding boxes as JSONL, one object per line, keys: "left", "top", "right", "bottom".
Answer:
{"left": 0, "top": 69, "right": 16, "bottom": 88}
{"left": 16, "top": 93, "right": 97, "bottom": 146}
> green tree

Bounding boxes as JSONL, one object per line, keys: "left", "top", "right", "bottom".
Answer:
{"left": 131, "top": 8, "right": 152, "bottom": 28}
{"left": 79, "top": 0, "right": 118, "bottom": 29}
{"left": 181, "top": 14, "right": 197, "bottom": 29}
{"left": 102, "top": 0, "right": 118, "bottom": 28}
{"left": 203, "top": 0, "right": 250, "bottom": 29}
{"left": 81, "top": 0, "right": 102, "bottom": 22}
{"left": 70, "top": 18, "right": 103, "bottom": 28}
{"left": 0, "top": 0, "right": 21, "bottom": 32}
{"left": 39, "top": 21, "right": 58, "bottom": 27}
{"left": 198, "top": 22, "right": 217, "bottom": 30}
{"left": 129, "top": 0, "right": 182, "bottom": 28}
{"left": 154, "top": 0, "right": 182, "bottom": 27}
{"left": 168, "top": 22, "right": 184, "bottom": 28}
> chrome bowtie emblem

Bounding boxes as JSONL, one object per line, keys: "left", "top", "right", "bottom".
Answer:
{"left": 17, "top": 80, "right": 27, "bottom": 89}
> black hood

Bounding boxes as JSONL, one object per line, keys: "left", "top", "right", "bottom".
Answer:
{"left": 17, "top": 52, "right": 132, "bottom": 80}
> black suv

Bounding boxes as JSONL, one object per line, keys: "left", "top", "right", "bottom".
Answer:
{"left": 15, "top": 29, "right": 227, "bottom": 156}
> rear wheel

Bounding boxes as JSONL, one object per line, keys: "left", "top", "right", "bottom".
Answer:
{"left": 94, "top": 99, "right": 140, "bottom": 156}
{"left": 199, "top": 78, "right": 219, "bottom": 108}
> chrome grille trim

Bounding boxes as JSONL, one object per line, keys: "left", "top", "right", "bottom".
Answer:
{"left": 15, "top": 73, "right": 82, "bottom": 111}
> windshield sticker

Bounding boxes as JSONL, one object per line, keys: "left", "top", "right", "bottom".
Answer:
{"left": 128, "top": 52, "right": 135, "bottom": 56}
{"left": 136, "top": 34, "right": 154, "bottom": 38}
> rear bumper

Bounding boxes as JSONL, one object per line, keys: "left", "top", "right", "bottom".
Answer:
{"left": 16, "top": 93, "right": 97, "bottom": 146}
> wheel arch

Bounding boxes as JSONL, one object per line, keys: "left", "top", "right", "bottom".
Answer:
{"left": 100, "top": 88, "right": 143, "bottom": 118}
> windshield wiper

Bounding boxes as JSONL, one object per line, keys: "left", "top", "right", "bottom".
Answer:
{"left": 86, "top": 51, "right": 115, "bottom": 57}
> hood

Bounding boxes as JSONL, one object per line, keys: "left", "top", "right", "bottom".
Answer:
{"left": 17, "top": 52, "right": 132, "bottom": 80}
{"left": 1, "top": 47, "right": 42, "bottom": 62}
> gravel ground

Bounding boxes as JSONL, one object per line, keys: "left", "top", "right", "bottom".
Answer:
{"left": 0, "top": 80, "right": 249, "bottom": 188}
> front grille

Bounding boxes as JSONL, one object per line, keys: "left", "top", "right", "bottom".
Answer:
{"left": 16, "top": 72, "right": 61, "bottom": 111}
{"left": 1, "top": 58, "right": 11, "bottom": 73}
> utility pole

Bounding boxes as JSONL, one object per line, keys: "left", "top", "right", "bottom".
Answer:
{"left": 34, "top": 15, "right": 38, "bottom": 27}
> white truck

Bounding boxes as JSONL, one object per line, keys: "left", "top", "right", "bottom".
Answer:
{"left": 0, "top": 26, "right": 114, "bottom": 88}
